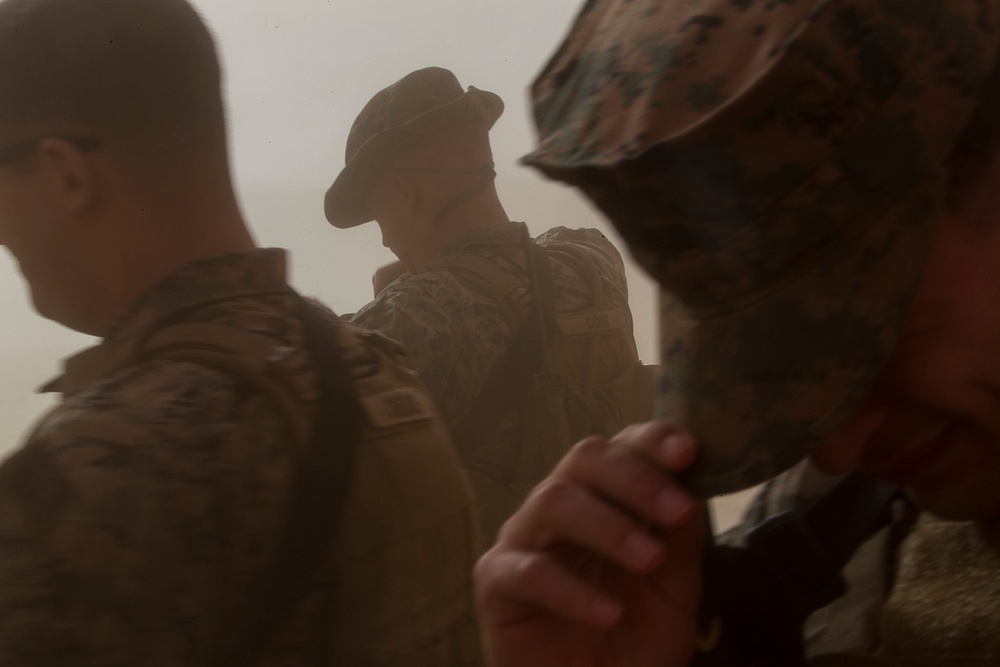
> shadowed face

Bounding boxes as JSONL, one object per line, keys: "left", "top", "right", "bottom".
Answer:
{"left": 813, "top": 212, "right": 1000, "bottom": 521}
{"left": 367, "top": 169, "right": 436, "bottom": 272}
{"left": 368, "top": 175, "right": 411, "bottom": 261}
{"left": 0, "top": 134, "right": 98, "bottom": 331}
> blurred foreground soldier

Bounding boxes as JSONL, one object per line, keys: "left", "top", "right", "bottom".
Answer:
{"left": 475, "top": 1, "right": 1000, "bottom": 666}
{"left": 0, "top": 1, "right": 482, "bottom": 664}
{"left": 325, "top": 67, "right": 654, "bottom": 541}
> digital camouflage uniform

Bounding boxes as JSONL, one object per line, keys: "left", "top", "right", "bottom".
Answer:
{"left": 352, "top": 220, "right": 644, "bottom": 540}
{"left": 0, "top": 249, "right": 482, "bottom": 666}
{"left": 327, "top": 68, "right": 652, "bottom": 542}
{"left": 324, "top": 67, "right": 652, "bottom": 542}
{"left": 524, "top": 0, "right": 1000, "bottom": 664}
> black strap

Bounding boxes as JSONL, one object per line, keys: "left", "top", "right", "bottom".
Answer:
{"left": 696, "top": 472, "right": 901, "bottom": 666}
{"left": 226, "top": 294, "right": 363, "bottom": 666}
{"left": 451, "top": 237, "right": 555, "bottom": 462}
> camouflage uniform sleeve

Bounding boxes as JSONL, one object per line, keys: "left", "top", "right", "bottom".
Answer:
{"left": 350, "top": 271, "right": 511, "bottom": 423}
{"left": 0, "top": 360, "right": 289, "bottom": 666}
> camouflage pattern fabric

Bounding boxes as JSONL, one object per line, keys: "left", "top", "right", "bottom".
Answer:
{"left": 351, "top": 220, "right": 642, "bottom": 539}
{"left": 0, "top": 249, "right": 482, "bottom": 666}
{"left": 877, "top": 515, "right": 1000, "bottom": 662}
{"left": 524, "top": 0, "right": 1000, "bottom": 496}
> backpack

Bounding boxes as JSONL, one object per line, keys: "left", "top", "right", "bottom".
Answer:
{"left": 119, "top": 294, "right": 466, "bottom": 664}
{"left": 450, "top": 228, "right": 658, "bottom": 539}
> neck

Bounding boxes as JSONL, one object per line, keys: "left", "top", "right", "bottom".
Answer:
{"left": 411, "top": 186, "right": 509, "bottom": 271}
{"left": 87, "top": 195, "right": 256, "bottom": 336}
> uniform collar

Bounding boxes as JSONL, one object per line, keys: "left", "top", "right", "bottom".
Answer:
{"left": 43, "top": 249, "right": 290, "bottom": 395}
{"left": 428, "top": 220, "right": 528, "bottom": 269}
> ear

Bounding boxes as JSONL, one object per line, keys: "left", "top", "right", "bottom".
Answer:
{"left": 36, "top": 137, "right": 100, "bottom": 217}
{"left": 388, "top": 171, "right": 418, "bottom": 217}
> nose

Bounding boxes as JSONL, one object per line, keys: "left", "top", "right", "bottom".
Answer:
{"left": 811, "top": 400, "right": 889, "bottom": 474}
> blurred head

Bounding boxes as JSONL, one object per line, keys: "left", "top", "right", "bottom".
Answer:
{"left": 0, "top": 0, "right": 233, "bottom": 333}
{"left": 325, "top": 67, "right": 504, "bottom": 270}
{"left": 525, "top": 0, "right": 1000, "bottom": 499}
{"left": 365, "top": 124, "right": 498, "bottom": 269}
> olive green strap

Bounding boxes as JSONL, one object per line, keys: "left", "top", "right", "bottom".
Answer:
{"left": 235, "top": 294, "right": 361, "bottom": 666}
{"left": 149, "top": 294, "right": 362, "bottom": 666}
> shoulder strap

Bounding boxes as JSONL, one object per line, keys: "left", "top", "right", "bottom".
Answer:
{"left": 148, "top": 294, "right": 362, "bottom": 666}
{"left": 451, "top": 235, "right": 554, "bottom": 450}
{"left": 695, "top": 472, "right": 903, "bottom": 666}
{"left": 237, "top": 295, "right": 362, "bottom": 665}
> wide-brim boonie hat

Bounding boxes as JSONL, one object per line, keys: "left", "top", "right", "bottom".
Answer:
{"left": 524, "top": 0, "right": 1000, "bottom": 496}
{"left": 325, "top": 67, "right": 504, "bottom": 229}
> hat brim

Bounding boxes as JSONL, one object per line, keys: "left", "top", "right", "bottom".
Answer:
{"left": 325, "top": 87, "right": 504, "bottom": 229}
{"left": 660, "top": 181, "right": 939, "bottom": 496}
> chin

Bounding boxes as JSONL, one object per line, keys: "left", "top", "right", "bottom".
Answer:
{"left": 32, "top": 295, "right": 100, "bottom": 336}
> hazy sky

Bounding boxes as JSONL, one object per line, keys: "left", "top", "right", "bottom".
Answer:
{"left": 0, "top": 0, "right": 660, "bottom": 458}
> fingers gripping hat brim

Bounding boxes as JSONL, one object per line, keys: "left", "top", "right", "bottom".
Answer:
{"left": 325, "top": 87, "right": 504, "bottom": 229}
{"left": 524, "top": 0, "right": 1000, "bottom": 495}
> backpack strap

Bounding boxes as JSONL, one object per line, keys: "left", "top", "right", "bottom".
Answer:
{"left": 451, "top": 235, "right": 555, "bottom": 456}
{"left": 695, "top": 472, "right": 902, "bottom": 666}
{"left": 445, "top": 248, "right": 530, "bottom": 331}
{"left": 145, "top": 293, "right": 362, "bottom": 666}
{"left": 237, "top": 294, "right": 362, "bottom": 665}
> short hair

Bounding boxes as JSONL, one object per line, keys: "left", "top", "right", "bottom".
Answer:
{"left": 0, "top": 0, "right": 226, "bottom": 159}
{"left": 946, "top": 46, "right": 1000, "bottom": 221}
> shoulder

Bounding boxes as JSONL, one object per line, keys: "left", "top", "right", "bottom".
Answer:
{"left": 335, "top": 318, "right": 469, "bottom": 511}
{"left": 351, "top": 268, "right": 500, "bottom": 341}
{"left": 360, "top": 268, "right": 474, "bottom": 312}
{"left": 35, "top": 358, "right": 244, "bottom": 454}
{"left": 538, "top": 226, "right": 627, "bottom": 271}
{"left": 336, "top": 320, "right": 452, "bottom": 448}
{"left": 330, "top": 323, "right": 481, "bottom": 663}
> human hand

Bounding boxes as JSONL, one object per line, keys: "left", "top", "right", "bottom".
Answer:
{"left": 474, "top": 421, "right": 705, "bottom": 667}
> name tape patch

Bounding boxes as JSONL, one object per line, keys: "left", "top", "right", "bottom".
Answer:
{"left": 361, "top": 388, "right": 436, "bottom": 428}
{"left": 557, "top": 309, "right": 627, "bottom": 337}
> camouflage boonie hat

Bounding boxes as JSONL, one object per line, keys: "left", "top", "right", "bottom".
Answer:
{"left": 524, "top": 0, "right": 1000, "bottom": 496}
{"left": 325, "top": 66, "right": 504, "bottom": 228}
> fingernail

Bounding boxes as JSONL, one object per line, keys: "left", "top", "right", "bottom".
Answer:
{"left": 661, "top": 433, "right": 692, "bottom": 460}
{"left": 656, "top": 487, "right": 694, "bottom": 524}
{"left": 624, "top": 531, "right": 663, "bottom": 569}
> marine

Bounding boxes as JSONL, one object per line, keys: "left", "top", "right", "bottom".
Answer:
{"left": 0, "top": 1, "right": 481, "bottom": 664}
{"left": 475, "top": 1, "right": 1000, "bottom": 665}
{"left": 324, "top": 66, "right": 653, "bottom": 542}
